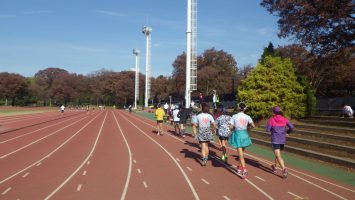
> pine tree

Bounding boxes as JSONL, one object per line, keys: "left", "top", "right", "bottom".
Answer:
{"left": 238, "top": 56, "right": 306, "bottom": 120}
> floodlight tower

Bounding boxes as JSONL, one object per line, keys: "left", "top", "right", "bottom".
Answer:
{"left": 133, "top": 49, "right": 140, "bottom": 109}
{"left": 142, "top": 26, "right": 152, "bottom": 108}
{"left": 185, "top": 0, "right": 198, "bottom": 108}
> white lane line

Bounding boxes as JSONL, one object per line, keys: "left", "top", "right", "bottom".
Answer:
{"left": 255, "top": 176, "right": 266, "bottom": 182}
{"left": 287, "top": 192, "right": 303, "bottom": 199}
{"left": 22, "top": 172, "right": 30, "bottom": 178}
{"left": 246, "top": 179, "right": 274, "bottom": 200}
{"left": 0, "top": 112, "right": 103, "bottom": 185}
{"left": 86, "top": 161, "right": 90, "bottom": 165}
{"left": 137, "top": 169, "right": 141, "bottom": 174}
{"left": 44, "top": 112, "right": 108, "bottom": 200}
{"left": 77, "top": 184, "right": 82, "bottom": 192}
{"left": 112, "top": 113, "right": 133, "bottom": 200}
{"left": 118, "top": 112, "right": 200, "bottom": 200}
{"left": 82, "top": 171, "right": 87, "bottom": 176}
{"left": 186, "top": 167, "right": 192, "bottom": 171}
{"left": 0, "top": 114, "right": 83, "bottom": 144}
{"left": 176, "top": 158, "right": 180, "bottom": 162}
{"left": 201, "top": 178, "right": 210, "bottom": 185}
{"left": 223, "top": 195, "right": 231, "bottom": 200}
{"left": 36, "top": 162, "right": 42, "bottom": 166}
{"left": 143, "top": 181, "right": 148, "bottom": 188}
{"left": 0, "top": 115, "right": 89, "bottom": 159}
{"left": 2, "top": 187, "right": 11, "bottom": 195}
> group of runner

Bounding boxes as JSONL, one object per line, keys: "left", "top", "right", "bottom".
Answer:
{"left": 155, "top": 101, "right": 294, "bottom": 179}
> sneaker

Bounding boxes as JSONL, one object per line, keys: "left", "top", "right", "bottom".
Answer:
{"left": 236, "top": 165, "right": 242, "bottom": 174}
{"left": 282, "top": 168, "right": 288, "bottom": 178}
{"left": 241, "top": 169, "right": 248, "bottom": 179}
{"left": 271, "top": 165, "right": 277, "bottom": 173}
{"left": 221, "top": 155, "right": 225, "bottom": 162}
{"left": 202, "top": 158, "right": 208, "bottom": 166}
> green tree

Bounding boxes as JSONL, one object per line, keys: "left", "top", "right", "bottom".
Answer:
{"left": 260, "top": 42, "right": 276, "bottom": 64}
{"left": 238, "top": 56, "right": 306, "bottom": 120}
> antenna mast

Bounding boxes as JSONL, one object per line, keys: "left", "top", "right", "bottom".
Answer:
{"left": 142, "top": 26, "right": 152, "bottom": 108}
{"left": 186, "top": 0, "right": 197, "bottom": 108}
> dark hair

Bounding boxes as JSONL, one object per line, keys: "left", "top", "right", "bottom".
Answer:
{"left": 201, "top": 103, "right": 210, "bottom": 113}
{"left": 238, "top": 102, "right": 246, "bottom": 111}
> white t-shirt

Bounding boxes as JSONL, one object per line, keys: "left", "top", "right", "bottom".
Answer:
{"left": 230, "top": 112, "right": 253, "bottom": 130}
{"left": 61, "top": 105, "right": 65, "bottom": 111}
{"left": 344, "top": 105, "right": 353, "bottom": 115}
{"left": 195, "top": 113, "right": 215, "bottom": 128}
{"left": 164, "top": 103, "right": 169, "bottom": 110}
{"left": 173, "top": 109, "right": 180, "bottom": 122}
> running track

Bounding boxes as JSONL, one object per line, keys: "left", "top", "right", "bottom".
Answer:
{"left": 0, "top": 110, "right": 354, "bottom": 200}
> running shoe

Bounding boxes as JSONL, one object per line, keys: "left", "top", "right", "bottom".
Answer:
{"left": 282, "top": 168, "right": 288, "bottom": 178}
{"left": 221, "top": 155, "right": 225, "bottom": 162}
{"left": 202, "top": 158, "right": 208, "bottom": 166}
{"left": 236, "top": 165, "right": 242, "bottom": 174}
{"left": 271, "top": 164, "right": 277, "bottom": 173}
{"left": 241, "top": 169, "right": 248, "bottom": 179}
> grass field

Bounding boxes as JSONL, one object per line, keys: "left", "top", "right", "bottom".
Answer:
{"left": 0, "top": 109, "right": 53, "bottom": 117}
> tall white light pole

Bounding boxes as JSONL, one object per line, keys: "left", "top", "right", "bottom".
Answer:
{"left": 142, "top": 26, "right": 152, "bottom": 108}
{"left": 186, "top": 0, "right": 197, "bottom": 108}
{"left": 133, "top": 49, "right": 140, "bottom": 109}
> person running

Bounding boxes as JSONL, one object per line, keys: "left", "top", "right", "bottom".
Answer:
{"left": 177, "top": 106, "right": 189, "bottom": 138}
{"left": 215, "top": 104, "right": 232, "bottom": 163}
{"left": 229, "top": 102, "right": 255, "bottom": 179}
{"left": 192, "top": 103, "right": 216, "bottom": 166}
{"left": 172, "top": 105, "right": 181, "bottom": 135}
{"left": 60, "top": 105, "right": 65, "bottom": 116}
{"left": 155, "top": 104, "right": 166, "bottom": 135}
{"left": 266, "top": 106, "right": 294, "bottom": 178}
{"left": 86, "top": 105, "right": 90, "bottom": 113}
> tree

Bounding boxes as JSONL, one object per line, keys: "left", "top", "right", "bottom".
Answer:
{"left": 238, "top": 56, "right": 306, "bottom": 120}
{"left": 261, "top": 0, "right": 354, "bottom": 56}
{"left": 260, "top": 42, "right": 276, "bottom": 64}
{"left": 0, "top": 72, "right": 28, "bottom": 106}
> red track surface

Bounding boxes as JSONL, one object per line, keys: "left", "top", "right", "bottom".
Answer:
{"left": 0, "top": 110, "right": 354, "bottom": 200}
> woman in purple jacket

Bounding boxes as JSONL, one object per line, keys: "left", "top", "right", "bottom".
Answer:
{"left": 266, "top": 106, "right": 294, "bottom": 178}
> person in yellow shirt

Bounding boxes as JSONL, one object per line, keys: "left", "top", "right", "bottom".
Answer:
{"left": 155, "top": 104, "right": 166, "bottom": 135}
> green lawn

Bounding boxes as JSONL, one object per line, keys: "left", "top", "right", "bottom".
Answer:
{"left": 0, "top": 109, "right": 53, "bottom": 117}
{"left": 136, "top": 111, "right": 355, "bottom": 186}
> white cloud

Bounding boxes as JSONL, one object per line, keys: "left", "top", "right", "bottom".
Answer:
{"left": 23, "top": 10, "right": 50, "bottom": 15}
{"left": 94, "top": 10, "right": 126, "bottom": 17}
{"left": 257, "top": 28, "right": 269, "bottom": 35}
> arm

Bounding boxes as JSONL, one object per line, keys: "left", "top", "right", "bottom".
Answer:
{"left": 286, "top": 121, "right": 294, "bottom": 134}
{"left": 266, "top": 119, "right": 272, "bottom": 132}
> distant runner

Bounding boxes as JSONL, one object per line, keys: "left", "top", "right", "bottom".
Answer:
{"left": 155, "top": 104, "right": 166, "bottom": 135}
{"left": 60, "top": 105, "right": 65, "bottom": 116}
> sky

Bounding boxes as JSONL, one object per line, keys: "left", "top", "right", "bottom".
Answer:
{"left": 0, "top": 0, "right": 291, "bottom": 77}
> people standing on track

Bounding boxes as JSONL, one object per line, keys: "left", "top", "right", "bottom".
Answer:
{"left": 86, "top": 105, "right": 90, "bottom": 113}
{"left": 192, "top": 103, "right": 216, "bottom": 166}
{"left": 155, "top": 104, "right": 166, "bottom": 135}
{"left": 172, "top": 105, "right": 180, "bottom": 135}
{"left": 177, "top": 106, "right": 189, "bottom": 138}
{"left": 215, "top": 104, "right": 232, "bottom": 163}
{"left": 266, "top": 106, "right": 294, "bottom": 178}
{"left": 60, "top": 105, "right": 65, "bottom": 116}
{"left": 128, "top": 105, "right": 132, "bottom": 113}
{"left": 229, "top": 102, "right": 255, "bottom": 179}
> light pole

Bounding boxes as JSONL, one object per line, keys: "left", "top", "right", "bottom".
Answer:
{"left": 133, "top": 49, "right": 140, "bottom": 109}
{"left": 142, "top": 26, "right": 152, "bottom": 108}
{"left": 169, "top": 95, "right": 172, "bottom": 106}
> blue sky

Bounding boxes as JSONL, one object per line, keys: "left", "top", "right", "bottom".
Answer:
{"left": 0, "top": 0, "right": 290, "bottom": 77}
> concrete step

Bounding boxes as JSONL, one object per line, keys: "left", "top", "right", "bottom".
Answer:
{"left": 294, "top": 123, "right": 355, "bottom": 135}
{"left": 310, "top": 116, "right": 355, "bottom": 122}
{"left": 299, "top": 118, "right": 355, "bottom": 128}
{"left": 251, "top": 137, "right": 355, "bottom": 169}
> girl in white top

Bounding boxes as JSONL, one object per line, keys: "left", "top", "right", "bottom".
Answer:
{"left": 229, "top": 103, "right": 255, "bottom": 178}
{"left": 192, "top": 103, "right": 216, "bottom": 166}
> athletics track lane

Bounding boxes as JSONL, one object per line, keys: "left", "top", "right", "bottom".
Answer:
{"left": 122, "top": 110, "right": 355, "bottom": 200}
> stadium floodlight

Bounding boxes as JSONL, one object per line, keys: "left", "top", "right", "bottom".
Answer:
{"left": 142, "top": 26, "right": 152, "bottom": 108}
{"left": 133, "top": 49, "right": 140, "bottom": 109}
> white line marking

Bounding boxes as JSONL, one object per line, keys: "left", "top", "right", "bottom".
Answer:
{"left": 36, "top": 162, "right": 42, "bottom": 166}
{"left": 246, "top": 179, "right": 274, "bottom": 200}
{"left": 176, "top": 158, "right": 180, "bottom": 162}
{"left": 44, "top": 112, "right": 108, "bottom": 200}
{"left": 0, "top": 112, "right": 103, "bottom": 185}
{"left": 77, "top": 184, "right": 82, "bottom": 192}
{"left": 2, "top": 187, "right": 11, "bottom": 195}
{"left": 0, "top": 115, "right": 89, "bottom": 159}
{"left": 255, "top": 176, "right": 266, "bottom": 182}
{"left": 186, "top": 167, "right": 192, "bottom": 171}
{"left": 118, "top": 112, "right": 200, "bottom": 200}
{"left": 288, "top": 192, "right": 303, "bottom": 199}
{"left": 201, "top": 178, "right": 210, "bottom": 185}
{"left": 82, "top": 171, "right": 87, "bottom": 176}
{"left": 86, "top": 161, "right": 90, "bottom": 165}
{"left": 143, "top": 181, "right": 148, "bottom": 188}
{"left": 137, "top": 169, "right": 141, "bottom": 174}
{"left": 223, "top": 195, "right": 231, "bottom": 200}
{"left": 112, "top": 112, "right": 133, "bottom": 200}
{"left": 0, "top": 114, "right": 83, "bottom": 144}
{"left": 22, "top": 172, "right": 30, "bottom": 178}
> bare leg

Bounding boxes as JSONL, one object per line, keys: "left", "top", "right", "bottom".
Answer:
{"left": 273, "top": 149, "right": 285, "bottom": 170}
{"left": 237, "top": 148, "right": 245, "bottom": 168}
